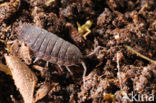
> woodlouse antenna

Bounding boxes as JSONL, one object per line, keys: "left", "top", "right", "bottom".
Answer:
{"left": 81, "top": 61, "right": 87, "bottom": 88}
{"left": 84, "top": 46, "right": 102, "bottom": 58}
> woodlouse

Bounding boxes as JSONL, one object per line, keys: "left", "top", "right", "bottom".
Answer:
{"left": 16, "top": 24, "right": 87, "bottom": 87}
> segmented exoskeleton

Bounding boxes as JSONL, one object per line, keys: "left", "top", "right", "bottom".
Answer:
{"left": 16, "top": 24, "right": 87, "bottom": 87}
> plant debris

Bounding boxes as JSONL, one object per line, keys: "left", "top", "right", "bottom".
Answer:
{"left": 34, "top": 82, "right": 51, "bottom": 102}
{"left": 4, "top": 54, "right": 37, "bottom": 103}
{"left": 0, "top": 62, "right": 11, "bottom": 75}
{"left": 77, "top": 20, "right": 92, "bottom": 39}
{"left": 125, "top": 45, "right": 156, "bottom": 64}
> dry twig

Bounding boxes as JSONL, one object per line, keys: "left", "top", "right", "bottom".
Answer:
{"left": 125, "top": 45, "right": 156, "bottom": 64}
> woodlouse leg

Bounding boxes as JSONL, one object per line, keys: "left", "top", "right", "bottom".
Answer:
{"left": 7, "top": 40, "right": 18, "bottom": 45}
{"left": 33, "top": 57, "right": 40, "bottom": 63}
{"left": 45, "top": 62, "right": 49, "bottom": 67}
{"left": 81, "top": 61, "right": 87, "bottom": 89}
{"left": 65, "top": 66, "right": 73, "bottom": 76}
{"left": 33, "top": 65, "right": 48, "bottom": 77}
{"left": 58, "top": 64, "right": 63, "bottom": 71}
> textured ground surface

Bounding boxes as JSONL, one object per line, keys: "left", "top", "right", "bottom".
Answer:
{"left": 0, "top": 0, "right": 156, "bottom": 103}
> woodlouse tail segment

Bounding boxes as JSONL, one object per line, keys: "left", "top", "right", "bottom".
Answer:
{"left": 81, "top": 61, "right": 87, "bottom": 89}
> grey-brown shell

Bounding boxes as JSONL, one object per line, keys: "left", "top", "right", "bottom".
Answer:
{"left": 16, "top": 24, "right": 82, "bottom": 66}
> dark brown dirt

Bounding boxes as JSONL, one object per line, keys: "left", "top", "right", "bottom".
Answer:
{"left": 0, "top": 0, "right": 156, "bottom": 103}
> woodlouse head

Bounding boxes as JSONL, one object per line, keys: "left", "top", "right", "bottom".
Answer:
{"left": 16, "top": 23, "right": 34, "bottom": 41}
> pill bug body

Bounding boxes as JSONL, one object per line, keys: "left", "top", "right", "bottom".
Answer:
{"left": 16, "top": 24, "right": 82, "bottom": 66}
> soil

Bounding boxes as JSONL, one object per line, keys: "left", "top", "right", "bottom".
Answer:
{"left": 0, "top": 0, "right": 156, "bottom": 103}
